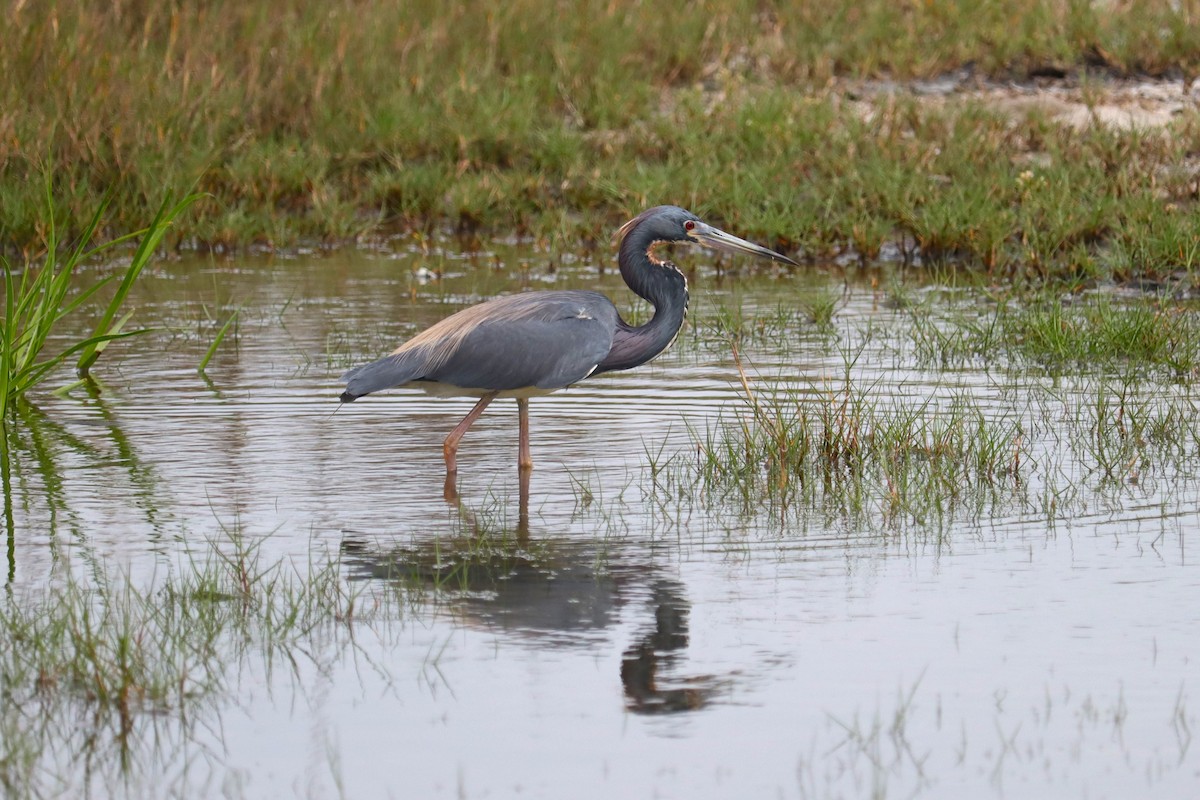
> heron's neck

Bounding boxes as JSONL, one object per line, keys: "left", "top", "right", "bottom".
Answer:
{"left": 595, "top": 235, "right": 689, "bottom": 374}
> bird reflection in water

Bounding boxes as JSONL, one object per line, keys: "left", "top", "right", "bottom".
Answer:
{"left": 340, "top": 484, "right": 725, "bottom": 714}
{"left": 442, "top": 469, "right": 529, "bottom": 535}
{"left": 619, "top": 582, "right": 726, "bottom": 714}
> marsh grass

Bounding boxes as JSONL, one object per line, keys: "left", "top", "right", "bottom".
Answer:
{"left": 676, "top": 323, "right": 1200, "bottom": 534}
{"left": 3, "top": 2, "right": 1200, "bottom": 280}
{"left": 691, "top": 296, "right": 836, "bottom": 352}
{"left": 689, "top": 345, "right": 1026, "bottom": 526}
{"left": 198, "top": 308, "right": 240, "bottom": 374}
{"left": 1060, "top": 378, "right": 1200, "bottom": 488}
{"left": 0, "top": 191, "right": 198, "bottom": 421}
{"left": 908, "top": 294, "right": 1200, "bottom": 376}
{"left": 800, "top": 290, "right": 843, "bottom": 329}
{"left": 0, "top": 525, "right": 379, "bottom": 796}
{"left": 341, "top": 514, "right": 571, "bottom": 600}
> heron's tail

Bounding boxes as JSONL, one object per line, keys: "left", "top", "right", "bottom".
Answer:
{"left": 339, "top": 353, "right": 424, "bottom": 402}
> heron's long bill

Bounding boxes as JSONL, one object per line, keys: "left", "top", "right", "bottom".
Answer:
{"left": 688, "top": 221, "right": 798, "bottom": 266}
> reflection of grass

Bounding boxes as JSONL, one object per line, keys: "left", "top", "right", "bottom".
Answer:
{"left": 805, "top": 676, "right": 1164, "bottom": 799}
{"left": 1, "top": 189, "right": 197, "bottom": 421}
{"left": 1066, "top": 378, "right": 1200, "bottom": 489}
{"left": 1, "top": 381, "right": 172, "bottom": 574}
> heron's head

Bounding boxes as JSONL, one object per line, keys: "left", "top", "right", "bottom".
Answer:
{"left": 617, "top": 205, "right": 798, "bottom": 266}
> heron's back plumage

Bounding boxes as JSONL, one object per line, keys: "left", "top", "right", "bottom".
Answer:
{"left": 340, "top": 291, "right": 618, "bottom": 401}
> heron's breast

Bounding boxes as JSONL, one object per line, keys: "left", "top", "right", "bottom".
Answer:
{"left": 415, "top": 381, "right": 564, "bottom": 400}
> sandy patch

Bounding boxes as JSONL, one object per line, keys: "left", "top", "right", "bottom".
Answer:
{"left": 853, "top": 74, "right": 1199, "bottom": 130}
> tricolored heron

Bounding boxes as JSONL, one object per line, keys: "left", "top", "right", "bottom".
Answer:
{"left": 339, "top": 205, "right": 797, "bottom": 473}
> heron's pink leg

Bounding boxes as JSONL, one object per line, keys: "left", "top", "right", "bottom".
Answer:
{"left": 517, "top": 398, "right": 533, "bottom": 471}
{"left": 443, "top": 393, "right": 496, "bottom": 474}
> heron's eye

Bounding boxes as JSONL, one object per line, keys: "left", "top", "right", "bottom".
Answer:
{"left": 684, "top": 220, "right": 696, "bottom": 232}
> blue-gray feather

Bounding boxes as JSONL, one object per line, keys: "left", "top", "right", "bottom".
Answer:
{"left": 340, "top": 290, "right": 618, "bottom": 401}
{"left": 431, "top": 309, "right": 614, "bottom": 390}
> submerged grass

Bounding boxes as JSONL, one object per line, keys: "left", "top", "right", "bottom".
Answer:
{"left": 675, "top": 331, "right": 1200, "bottom": 534}
{"left": 908, "top": 293, "right": 1200, "bottom": 376}
{"left": 675, "top": 290, "right": 1200, "bottom": 533}
{"left": 687, "top": 344, "right": 1026, "bottom": 526}
{"left": 689, "top": 289, "right": 842, "bottom": 353}
{"left": 1061, "top": 377, "right": 1200, "bottom": 488}
{"left": 198, "top": 308, "right": 240, "bottom": 374}
{"left": 0, "top": 525, "right": 380, "bottom": 798}
{"left": 2, "top": 1, "right": 1199, "bottom": 280}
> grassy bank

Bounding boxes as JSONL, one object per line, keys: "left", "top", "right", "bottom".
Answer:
{"left": 3, "top": 1, "right": 1200, "bottom": 278}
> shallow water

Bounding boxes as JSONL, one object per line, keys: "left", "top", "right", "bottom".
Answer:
{"left": 4, "top": 242, "right": 1199, "bottom": 798}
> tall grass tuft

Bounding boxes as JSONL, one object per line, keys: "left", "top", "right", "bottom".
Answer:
{"left": 0, "top": 189, "right": 198, "bottom": 422}
{"left": 907, "top": 294, "right": 1200, "bottom": 377}
{"left": 689, "top": 345, "right": 1026, "bottom": 525}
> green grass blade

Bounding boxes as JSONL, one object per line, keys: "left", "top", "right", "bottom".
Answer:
{"left": 79, "top": 309, "right": 138, "bottom": 367}
{"left": 77, "top": 193, "right": 200, "bottom": 377}
{"left": 1, "top": 261, "right": 15, "bottom": 421}
{"left": 78, "top": 228, "right": 149, "bottom": 262}
{"left": 9, "top": 259, "right": 62, "bottom": 380}
{"left": 59, "top": 275, "right": 116, "bottom": 317}
{"left": 19, "top": 331, "right": 149, "bottom": 395}
{"left": 2, "top": 182, "right": 195, "bottom": 408}
{"left": 198, "top": 310, "right": 240, "bottom": 374}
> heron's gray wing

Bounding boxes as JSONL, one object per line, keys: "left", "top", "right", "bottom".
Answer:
{"left": 340, "top": 291, "right": 618, "bottom": 400}
{"left": 426, "top": 292, "right": 618, "bottom": 391}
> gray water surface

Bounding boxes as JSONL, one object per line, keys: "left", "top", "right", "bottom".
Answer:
{"left": 4, "top": 244, "right": 1198, "bottom": 799}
